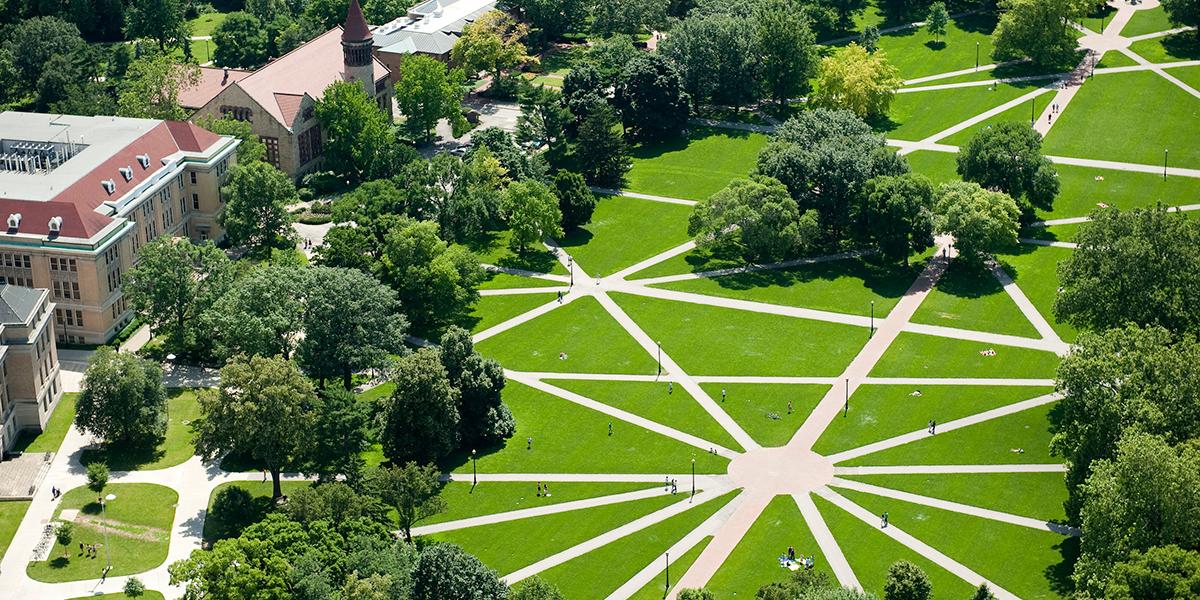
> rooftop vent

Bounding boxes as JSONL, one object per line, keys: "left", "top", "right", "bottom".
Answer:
{"left": 48, "top": 216, "right": 62, "bottom": 234}
{"left": 7, "top": 213, "right": 21, "bottom": 230}
{"left": 136, "top": 154, "right": 150, "bottom": 169}
{"left": 119, "top": 166, "right": 133, "bottom": 181}
{"left": 101, "top": 179, "right": 116, "bottom": 194}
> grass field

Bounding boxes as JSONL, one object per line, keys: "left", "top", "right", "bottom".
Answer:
{"left": 814, "top": 494, "right": 977, "bottom": 600}
{"left": 871, "top": 13, "right": 999, "bottom": 81}
{"left": 707, "top": 495, "right": 832, "bottom": 598}
{"left": 883, "top": 82, "right": 1039, "bottom": 142}
{"left": 463, "top": 293, "right": 558, "bottom": 334}
{"left": 837, "top": 488, "right": 1077, "bottom": 599}
{"left": 539, "top": 491, "right": 737, "bottom": 599}
{"left": 939, "top": 90, "right": 1053, "bottom": 146}
{"left": 625, "top": 127, "right": 769, "bottom": 201}
{"left": 1035, "top": 160, "right": 1200, "bottom": 220}
{"left": 187, "top": 11, "right": 229, "bottom": 36}
{"left": 1121, "top": 6, "right": 1174, "bottom": 37}
{"left": 469, "top": 229, "right": 569, "bottom": 275}
{"left": 911, "top": 263, "right": 1041, "bottom": 338}
{"left": 0, "top": 500, "right": 30, "bottom": 563}
{"left": 839, "top": 471, "right": 1069, "bottom": 522}
{"left": 813, "top": 385, "right": 1054, "bottom": 457}
{"left": 1042, "top": 70, "right": 1200, "bottom": 168}
{"left": 80, "top": 389, "right": 202, "bottom": 471}
{"left": 558, "top": 195, "right": 693, "bottom": 276}
{"left": 611, "top": 293, "right": 869, "bottom": 377}
{"left": 426, "top": 492, "right": 683, "bottom": 576}
{"left": 445, "top": 381, "right": 730, "bottom": 474}
{"left": 478, "top": 272, "right": 563, "bottom": 290}
{"left": 475, "top": 296, "right": 657, "bottom": 374}
{"left": 28, "top": 483, "right": 177, "bottom": 582}
{"left": 699, "top": 383, "right": 830, "bottom": 448}
{"left": 996, "top": 244, "right": 1077, "bottom": 342}
{"left": 904, "top": 150, "right": 961, "bottom": 185}
{"left": 15, "top": 393, "right": 77, "bottom": 454}
{"left": 840, "top": 401, "right": 1058, "bottom": 466}
{"left": 653, "top": 257, "right": 923, "bottom": 319}
{"left": 870, "top": 332, "right": 1060, "bottom": 379}
{"left": 627, "top": 244, "right": 752, "bottom": 279}
{"left": 1128, "top": 32, "right": 1200, "bottom": 64}
{"left": 550, "top": 379, "right": 743, "bottom": 451}
{"left": 427, "top": 481, "right": 661, "bottom": 525}
{"left": 628, "top": 536, "right": 712, "bottom": 600}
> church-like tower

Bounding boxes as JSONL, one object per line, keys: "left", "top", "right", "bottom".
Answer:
{"left": 342, "top": 0, "right": 375, "bottom": 97}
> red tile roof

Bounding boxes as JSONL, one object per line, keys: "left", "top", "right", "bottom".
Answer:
{"left": 0, "top": 199, "right": 114, "bottom": 239}
{"left": 179, "top": 66, "right": 252, "bottom": 110}
{"left": 343, "top": 0, "right": 372, "bottom": 42}
{"left": 274, "top": 93, "right": 306, "bottom": 126}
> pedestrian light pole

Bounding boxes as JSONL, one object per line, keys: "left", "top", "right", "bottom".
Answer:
{"left": 101, "top": 493, "right": 116, "bottom": 575}
{"left": 657, "top": 341, "right": 662, "bottom": 379}
{"left": 1164, "top": 149, "right": 1169, "bottom": 180}
{"left": 568, "top": 256, "right": 574, "bottom": 288}
{"left": 844, "top": 378, "right": 849, "bottom": 417}
{"left": 975, "top": 41, "right": 980, "bottom": 70}
{"left": 663, "top": 552, "right": 670, "bottom": 598}
{"left": 471, "top": 449, "right": 477, "bottom": 486}
{"left": 870, "top": 300, "right": 875, "bottom": 337}
{"left": 690, "top": 458, "right": 696, "bottom": 501}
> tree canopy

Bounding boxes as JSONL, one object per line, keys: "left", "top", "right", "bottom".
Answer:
{"left": 124, "top": 238, "right": 234, "bottom": 358}
{"left": 615, "top": 53, "right": 691, "bottom": 142}
{"left": 858, "top": 173, "right": 936, "bottom": 265}
{"left": 221, "top": 161, "right": 298, "bottom": 257}
{"left": 396, "top": 55, "right": 467, "bottom": 142}
{"left": 76, "top": 347, "right": 168, "bottom": 447}
{"left": 380, "top": 348, "right": 461, "bottom": 465}
{"left": 689, "top": 175, "right": 819, "bottom": 262}
{"left": 503, "top": 179, "right": 564, "bottom": 253}
{"left": 381, "top": 218, "right": 484, "bottom": 333}
{"left": 993, "top": 0, "right": 1091, "bottom": 67}
{"left": 411, "top": 543, "right": 509, "bottom": 600}
{"left": 932, "top": 181, "right": 1020, "bottom": 266}
{"left": 316, "top": 80, "right": 404, "bottom": 184}
{"left": 957, "top": 122, "right": 1059, "bottom": 214}
{"left": 811, "top": 43, "right": 901, "bottom": 120}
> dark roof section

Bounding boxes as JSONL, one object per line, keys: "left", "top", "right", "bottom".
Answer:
{"left": 343, "top": 0, "right": 372, "bottom": 42}
{"left": 0, "top": 284, "right": 43, "bottom": 325}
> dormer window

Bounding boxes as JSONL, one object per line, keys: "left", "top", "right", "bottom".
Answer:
{"left": 48, "top": 216, "right": 62, "bottom": 234}
{"left": 6, "top": 213, "right": 21, "bottom": 230}
{"left": 101, "top": 179, "right": 116, "bottom": 194}
{"left": 136, "top": 154, "right": 150, "bottom": 169}
{"left": 119, "top": 166, "right": 133, "bottom": 181}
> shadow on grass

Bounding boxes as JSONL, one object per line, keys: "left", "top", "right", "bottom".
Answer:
{"left": 953, "top": 12, "right": 999, "bottom": 36}
{"left": 629, "top": 127, "right": 755, "bottom": 163}
{"left": 932, "top": 261, "right": 1004, "bottom": 299}
{"left": 468, "top": 230, "right": 560, "bottom": 273}
{"left": 556, "top": 225, "right": 594, "bottom": 252}
{"left": 698, "top": 256, "right": 923, "bottom": 302}
{"left": 79, "top": 442, "right": 165, "bottom": 472}
{"left": 1160, "top": 33, "right": 1200, "bottom": 61}
{"left": 925, "top": 40, "right": 947, "bottom": 51}
{"left": 1046, "top": 534, "right": 1080, "bottom": 596}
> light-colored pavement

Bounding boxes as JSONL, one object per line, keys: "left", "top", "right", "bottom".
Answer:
{"left": 590, "top": 188, "right": 698, "bottom": 206}
{"left": 835, "top": 464, "right": 1067, "bottom": 476}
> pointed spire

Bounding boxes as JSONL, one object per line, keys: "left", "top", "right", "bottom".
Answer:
{"left": 342, "top": 0, "right": 371, "bottom": 43}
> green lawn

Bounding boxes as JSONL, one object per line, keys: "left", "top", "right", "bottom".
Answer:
{"left": 628, "top": 244, "right": 755, "bottom": 280}
{"left": 1128, "top": 32, "right": 1200, "bottom": 64}
{"left": 904, "top": 150, "right": 961, "bottom": 185}
{"left": 1171, "top": 65, "right": 1200, "bottom": 92}
{"left": 15, "top": 392, "right": 77, "bottom": 454}
{"left": 940, "top": 91, "right": 1053, "bottom": 146}
{"left": 28, "top": 483, "right": 177, "bottom": 582}
{"left": 426, "top": 492, "right": 683, "bottom": 576}
{"left": 625, "top": 127, "right": 769, "bottom": 201}
{"left": 872, "top": 13, "right": 999, "bottom": 81}
{"left": 558, "top": 195, "right": 693, "bottom": 276}
{"left": 0, "top": 500, "right": 30, "bottom": 563}
{"left": 539, "top": 491, "right": 737, "bottom": 599}
{"left": 870, "top": 332, "right": 1060, "bottom": 379}
{"left": 80, "top": 389, "right": 202, "bottom": 471}
{"left": 653, "top": 257, "right": 923, "bottom": 319}
{"left": 445, "top": 381, "right": 730, "bottom": 474}
{"left": 479, "top": 272, "right": 563, "bottom": 290}
{"left": 883, "top": 82, "right": 1040, "bottom": 142}
{"left": 427, "top": 481, "right": 661, "bottom": 526}
{"left": 1042, "top": 70, "right": 1200, "bottom": 168}
{"left": 1024, "top": 223, "right": 1084, "bottom": 243}
{"left": 462, "top": 293, "right": 558, "bottom": 334}
{"left": 813, "top": 494, "right": 977, "bottom": 600}
{"left": 838, "top": 471, "right": 1068, "bottom": 522}
{"left": 551, "top": 380, "right": 743, "bottom": 451}
{"left": 203, "top": 480, "right": 312, "bottom": 542}
{"left": 996, "top": 244, "right": 1077, "bottom": 342}
{"left": 469, "top": 229, "right": 568, "bottom": 275}
{"left": 611, "top": 293, "right": 869, "bottom": 377}
{"left": 187, "top": 11, "right": 229, "bottom": 36}
{"left": 837, "top": 488, "right": 1077, "bottom": 599}
{"left": 1035, "top": 160, "right": 1200, "bottom": 220}
{"left": 357, "top": 382, "right": 395, "bottom": 404}
{"left": 1122, "top": 6, "right": 1175, "bottom": 37}
{"left": 707, "top": 495, "right": 832, "bottom": 598}
{"left": 628, "top": 536, "right": 712, "bottom": 600}
{"left": 911, "top": 263, "right": 1041, "bottom": 338}
{"left": 475, "top": 296, "right": 657, "bottom": 374}
{"left": 699, "top": 383, "right": 829, "bottom": 448}
{"left": 814, "top": 385, "right": 1054, "bottom": 457}
{"left": 170, "top": 38, "right": 215, "bottom": 65}
{"left": 840, "top": 401, "right": 1058, "bottom": 466}
{"left": 1095, "top": 50, "right": 1140, "bottom": 68}
{"left": 68, "top": 592, "right": 166, "bottom": 600}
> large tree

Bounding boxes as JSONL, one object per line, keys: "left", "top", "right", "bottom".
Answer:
{"left": 858, "top": 174, "right": 936, "bottom": 265}
{"left": 1161, "top": 0, "right": 1200, "bottom": 38}
{"left": 502, "top": 180, "right": 564, "bottom": 254}
{"left": 755, "top": 0, "right": 820, "bottom": 105}
{"left": 127, "top": 0, "right": 189, "bottom": 51}
{"left": 411, "top": 544, "right": 509, "bottom": 600}
{"left": 297, "top": 267, "right": 408, "bottom": 389}
{"left": 207, "top": 266, "right": 307, "bottom": 360}
{"left": 370, "top": 462, "right": 446, "bottom": 542}
{"left": 195, "top": 355, "right": 316, "bottom": 499}
{"left": 439, "top": 326, "right": 514, "bottom": 447}
{"left": 315, "top": 224, "right": 379, "bottom": 272}
{"left": 811, "top": 43, "right": 902, "bottom": 120}
{"left": 957, "top": 122, "right": 1059, "bottom": 213}
{"left": 450, "top": 10, "right": 529, "bottom": 84}
{"left": 615, "top": 54, "right": 691, "bottom": 142}
{"left": 688, "top": 176, "right": 819, "bottom": 262}
{"left": 591, "top": 0, "right": 669, "bottom": 37}
{"left": 1, "top": 17, "right": 86, "bottom": 96}
{"left": 307, "top": 388, "right": 371, "bottom": 483}
{"left": 561, "top": 62, "right": 608, "bottom": 124}
{"left": 379, "top": 349, "right": 461, "bottom": 464}
{"left": 1050, "top": 324, "right": 1200, "bottom": 519}
{"left": 756, "top": 108, "right": 908, "bottom": 238}
{"left": 221, "top": 161, "right": 297, "bottom": 256}
{"left": 212, "top": 12, "right": 269, "bottom": 68}
{"left": 517, "top": 81, "right": 571, "bottom": 153}
{"left": 509, "top": 0, "right": 589, "bottom": 41}
{"left": 1105, "top": 545, "right": 1200, "bottom": 600}
{"left": 1055, "top": 207, "right": 1200, "bottom": 334}
{"left": 1075, "top": 431, "right": 1200, "bottom": 596}
{"left": 926, "top": 2, "right": 950, "bottom": 43}
{"left": 124, "top": 238, "right": 234, "bottom": 357}
{"left": 381, "top": 219, "right": 484, "bottom": 333}
{"left": 316, "top": 80, "right": 400, "bottom": 184}
{"left": 396, "top": 55, "right": 467, "bottom": 142}
{"left": 883, "top": 561, "right": 933, "bottom": 600}
{"left": 116, "top": 53, "right": 201, "bottom": 121}
{"left": 553, "top": 171, "right": 597, "bottom": 231}
{"left": 992, "top": 0, "right": 1091, "bottom": 67}
{"left": 933, "top": 181, "right": 1020, "bottom": 266}
{"left": 512, "top": 577, "right": 566, "bottom": 600}
{"left": 76, "top": 347, "right": 167, "bottom": 447}
{"left": 659, "top": 12, "right": 760, "bottom": 110}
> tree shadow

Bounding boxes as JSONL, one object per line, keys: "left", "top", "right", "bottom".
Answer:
{"left": 954, "top": 11, "right": 1000, "bottom": 35}
{"left": 1045, "top": 534, "right": 1080, "bottom": 596}
{"left": 931, "top": 261, "right": 1003, "bottom": 299}
{"left": 700, "top": 256, "right": 922, "bottom": 303}
{"left": 47, "top": 556, "right": 70, "bottom": 569}
{"left": 925, "top": 40, "right": 947, "bottom": 51}
{"left": 467, "top": 230, "right": 560, "bottom": 274}
{"left": 79, "top": 441, "right": 165, "bottom": 472}
{"left": 1161, "top": 33, "right": 1200, "bottom": 61}
{"left": 557, "top": 226, "right": 594, "bottom": 251}
{"left": 628, "top": 127, "right": 753, "bottom": 163}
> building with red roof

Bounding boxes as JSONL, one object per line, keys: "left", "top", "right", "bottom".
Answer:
{"left": 0, "top": 111, "right": 239, "bottom": 345}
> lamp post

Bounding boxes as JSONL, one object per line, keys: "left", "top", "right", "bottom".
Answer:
{"left": 657, "top": 341, "right": 662, "bottom": 379}
{"left": 1164, "top": 149, "right": 1169, "bottom": 180}
{"left": 663, "top": 552, "right": 670, "bottom": 598}
{"left": 1031, "top": 98, "right": 1036, "bottom": 125}
{"left": 975, "top": 42, "right": 979, "bottom": 70}
{"left": 844, "top": 378, "right": 849, "bottom": 417}
{"left": 870, "top": 300, "right": 875, "bottom": 337}
{"left": 568, "top": 256, "right": 574, "bottom": 288}
{"left": 101, "top": 493, "right": 116, "bottom": 575}
{"left": 471, "top": 449, "right": 477, "bottom": 486}
{"left": 690, "top": 458, "right": 696, "bottom": 501}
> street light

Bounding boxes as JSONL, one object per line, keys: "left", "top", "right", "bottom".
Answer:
{"left": 690, "top": 458, "right": 696, "bottom": 500}
{"left": 870, "top": 300, "right": 875, "bottom": 337}
{"left": 844, "top": 378, "right": 849, "bottom": 417}
{"left": 975, "top": 41, "right": 980, "bottom": 70}
{"left": 657, "top": 341, "right": 662, "bottom": 379}
{"left": 663, "top": 552, "right": 670, "bottom": 598}
{"left": 568, "top": 256, "right": 574, "bottom": 288}
{"left": 1164, "top": 149, "right": 1169, "bottom": 180}
{"left": 101, "top": 493, "right": 116, "bottom": 576}
{"left": 471, "top": 449, "right": 477, "bottom": 487}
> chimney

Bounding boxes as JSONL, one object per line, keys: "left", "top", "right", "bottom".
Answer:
{"left": 222, "top": 67, "right": 229, "bottom": 85}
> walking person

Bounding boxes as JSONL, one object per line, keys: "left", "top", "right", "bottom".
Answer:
{"left": 668, "top": 382, "right": 673, "bottom": 395}
{"left": 721, "top": 388, "right": 726, "bottom": 402}
{"left": 931, "top": 420, "right": 937, "bottom": 434}
{"left": 881, "top": 512, "right": 889, "bottom": 528}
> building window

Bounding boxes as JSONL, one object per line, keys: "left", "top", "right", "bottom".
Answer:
{"left": 192, "top": 194, "right": 200, "bottom": 210}
{"left": 220, "top": 106, "right": 253, "bottom": 122}
{"left": 262, "top": 136, "right": 280, "bottom": 168}
{"left": 298, "top": 127, "right": 322, "bottom": 165}
{"left": 302, "top": 106, "right": 315, "bottom": 121}
{"left": 190, "top": 172, "right": 197, "bottom": 185}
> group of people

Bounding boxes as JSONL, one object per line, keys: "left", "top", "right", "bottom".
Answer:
{"left": 665, "top": 477, "right": 678, "bottom": 494}
{"left": 781, "top": 545, "right": 815, "bottom": 570}
{"left": 78, "top": 542, "right": 102, "bottom": 558}
{"left": 535, "top": 483, "right": 551, "bottom": 497}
